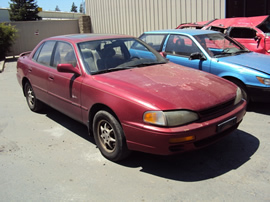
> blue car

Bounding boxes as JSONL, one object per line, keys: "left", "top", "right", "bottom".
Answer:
{"left": 138, "top": 29, "right": 270, "bottom": 103}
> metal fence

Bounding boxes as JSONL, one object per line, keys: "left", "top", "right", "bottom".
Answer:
{"left": 85, "top": 0, "right": 226, "bottom": 37}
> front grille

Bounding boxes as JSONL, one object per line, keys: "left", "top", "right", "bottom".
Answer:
{"left": 198, "top": 99, "right": 235, "bottom": 118}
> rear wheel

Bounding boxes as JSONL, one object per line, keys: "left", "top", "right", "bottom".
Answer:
{"left": 24, "top": 82, "right": 43, "bottom": 112}
{"left": 93, "top": 110, "right": 130, "bottom": 162}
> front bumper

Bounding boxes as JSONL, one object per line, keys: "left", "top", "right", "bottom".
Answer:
{"left": 123, "top": 100, "right": 247, "bottom": 155}
{"left": 247, "top": 85, "right": 270, "bottom": 103}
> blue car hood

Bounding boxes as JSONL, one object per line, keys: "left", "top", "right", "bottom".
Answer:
{"left": 218, "top": 52, "right": 270, "bottom": 74}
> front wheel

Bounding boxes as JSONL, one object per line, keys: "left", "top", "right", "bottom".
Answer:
{"left": 93, "top": 110, "right": 130, "bottom": 162}
{"left": 24, "top": 82, "right": 43, "bottom": 112}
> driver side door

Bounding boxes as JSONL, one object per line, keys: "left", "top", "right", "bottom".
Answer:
{"left": 164, "top": 34, "right": 211, "bottom": 72}
{"left": 48, "top": 41, "right": 83, "bottom": 122}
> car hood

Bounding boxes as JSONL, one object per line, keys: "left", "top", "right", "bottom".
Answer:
{"left": 217, "top": 52, "right": 270, "bottom": 74}
{"left": 93, "top": 63, "right": 236, "bottom": 111}
{"left": 206, "top": 15, "right": 269, "bottom": 28}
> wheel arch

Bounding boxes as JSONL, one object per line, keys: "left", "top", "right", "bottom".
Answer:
{"left": 22, "top": 77, "right": 30, "bottom": 96}
{"left": 223, "top": 76, "right": 250, "bottom": 102}
{"left": 222, "top": 76, "right": 247, "bottom": 89}
{"left": 88, "top": 103, "right": 120, "bottom": 135}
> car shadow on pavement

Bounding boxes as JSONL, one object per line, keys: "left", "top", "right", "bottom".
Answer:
{"left": 44, "top": 106, "right": 95, "bottom": 144}
{"left": 247, "top": 102, "right": 270, "bottom": 115}
{"left": 120, "top": 129, "right": 259, "bottom": 182}
{"left": 43, "top": 105, "right": 259, "bottom": 182}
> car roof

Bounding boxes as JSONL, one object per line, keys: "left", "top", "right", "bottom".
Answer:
{"left": 143, "top": 29, "right": 218, "bottom": 36}
{"left": 46, "top": 33, "right": 134, "bottom": 43}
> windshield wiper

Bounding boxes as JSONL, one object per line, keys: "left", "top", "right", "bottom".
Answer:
{"left": 91, "top": 61, "right": 167, "bottom": 75}
{"left": 129, "top": 61, "right": 167, "bottom": 67}
{"left": 215, "top": 52, "right": 233, "bottom": 58}
{"left": 233, "top": 50, "right": 251, "bottom": 55}
{"left": 91, "top": 66, "right": 132, "bottom": 75}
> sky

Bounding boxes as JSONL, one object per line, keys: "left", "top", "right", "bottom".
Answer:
{"left": 0, "top": 0, "right": 84, "bottom": 12}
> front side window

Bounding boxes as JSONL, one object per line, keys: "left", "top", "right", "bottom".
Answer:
{"left": 52, "top": 42, "right": 77, "bottom": 68}
{"left": 35, "top": 41, "right": 56, "bottom": 66}
{"left": 229, "top": 27, "right": 257, "bottom": 39}
{"left": 165, "top": 34, "right": 201, "bottom": 57}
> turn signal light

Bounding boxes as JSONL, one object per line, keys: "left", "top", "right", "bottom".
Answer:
{"left": 169, "top": 136, "right": 195, "bottom": 144}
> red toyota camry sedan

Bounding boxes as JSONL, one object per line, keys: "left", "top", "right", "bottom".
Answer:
{"left": 16, "top": 34, "right": 246, "bottom": 161}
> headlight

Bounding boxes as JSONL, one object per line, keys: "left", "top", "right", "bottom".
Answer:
{"left": 256, "top": 76, "right": 270, "bottom": 85}
{"left": 234, "top": 87, "right": 243, "bottom": 105}
{"left": 143, "top": 110, "right": 199, "bottom": 127}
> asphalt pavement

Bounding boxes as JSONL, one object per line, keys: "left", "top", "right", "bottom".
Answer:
{"left": 1, "top": 60, "right": 270, "bottom": 202}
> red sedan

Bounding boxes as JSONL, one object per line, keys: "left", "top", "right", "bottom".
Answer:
{"left": 16, "top": 34, "right": 246, "bottom": 161}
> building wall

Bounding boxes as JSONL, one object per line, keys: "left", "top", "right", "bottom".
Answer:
{"left": 8, "top": 20, "right": 80, "bottom": 56}
{"left": 0, "top": 8, "right": 84, "bottom": 23}
{"left": 0, "top": 8, "right": 10, "bottom": 22}
{"left": 85, "top": 0, "right": 226, "bottom": 37}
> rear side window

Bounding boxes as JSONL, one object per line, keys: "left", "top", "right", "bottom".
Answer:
{"left": 229, "top": 27, "right": 257, "bottom": 38}
{"left": 139, "top": 34, "right": 167, "bottom": 51}
{"left": 35, "top": 41, "right": 56, "bottom": 66}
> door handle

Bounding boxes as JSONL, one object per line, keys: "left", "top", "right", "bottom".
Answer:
{"left": 48, "top": 75, "right": 54, "bottom": 81}
{"left": 28, "top": 67, "right": 32, "bottom": 73}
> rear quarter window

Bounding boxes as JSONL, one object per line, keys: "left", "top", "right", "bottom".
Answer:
{"left": 139, "top": 34, "right": 167, "bottom": 51}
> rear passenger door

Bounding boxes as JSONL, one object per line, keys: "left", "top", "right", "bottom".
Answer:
{"left": 30, "top": 41, "right": 56, "bottom": 104}
{"left": 47, "top": 41, "right": 83, "bottom": 122}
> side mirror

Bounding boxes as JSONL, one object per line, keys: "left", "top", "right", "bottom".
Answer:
{"left": 189, "top": 52, "right": 206, "bottom": 60}
{"left": 159, "top": 51, "right": 167, "bottom": 57}
{"left": 254, "top": 33, "right": 263, "bottom": 41}
{"left": 57, "top": 64, "right": 81, "bottom": 75}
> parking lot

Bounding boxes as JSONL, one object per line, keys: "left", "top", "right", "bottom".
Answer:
{"left": 1, "top": 60, "right": 270, "bottom": 201}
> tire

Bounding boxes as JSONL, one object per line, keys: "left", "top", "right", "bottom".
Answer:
{"left": 24, "top": 82, "right": 43, "bottom": 112}
{"left": 93, "top": 110, "right": 130, "bottom": 162}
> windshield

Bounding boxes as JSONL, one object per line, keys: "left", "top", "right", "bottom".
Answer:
{"left": 194, "top": 33, "right": 249, "bottom": 58}
{"left": 78, "top": 38, "right": 167, "bottom": 74}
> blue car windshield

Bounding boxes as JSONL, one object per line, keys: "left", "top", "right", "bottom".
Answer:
{"left": 78, "top": 38, "right": 167, "bottom": 74}
{"left": 194, "top": 33, "right": 249, "bottom": 58}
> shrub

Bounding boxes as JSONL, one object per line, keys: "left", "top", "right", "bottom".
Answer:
{"left": 0, "top": 23, "right": 17, "bottom": 60}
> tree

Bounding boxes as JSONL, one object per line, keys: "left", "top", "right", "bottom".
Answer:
{"left": 55, "top": 5, "right": 60, "bottom": 11}
{"left": 0, "top": 23, "right": 17, "bottom": 61}
{"left": 79, "top": 3, "right": 84, "bottom": 13}
{"left": 71, "top": 2, "right": 77, "bottom": 13}
{"left": 9, "top": 0, "right": 41, "bottom": 21}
